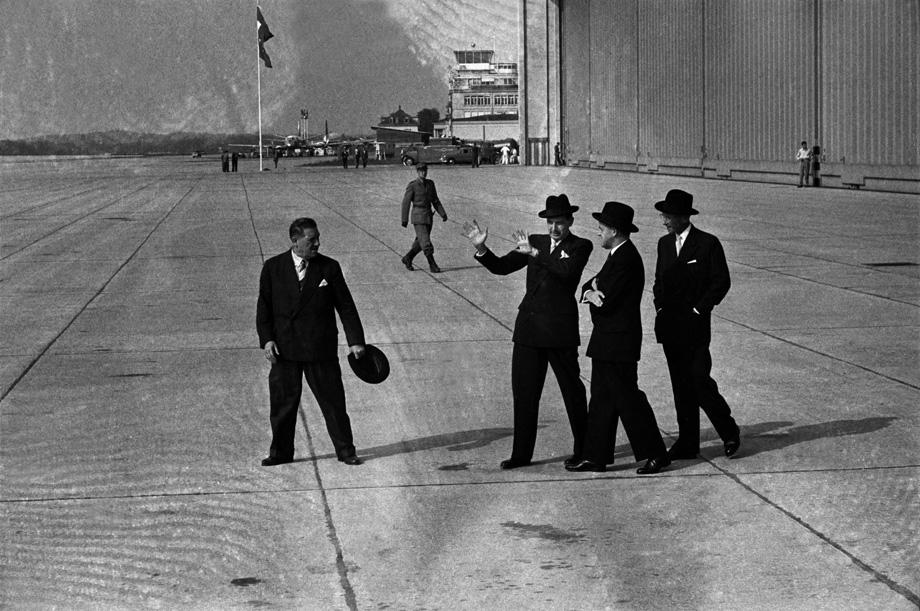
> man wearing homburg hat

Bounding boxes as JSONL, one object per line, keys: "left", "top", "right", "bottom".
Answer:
{"left": 653, "top": 189, "right": 741, "bottom": 460}
{"left": 463, "top": 195, "right": 593, "bottom": 469}
{"left": 566, "top": 202, "right": 670, "bottom": 474}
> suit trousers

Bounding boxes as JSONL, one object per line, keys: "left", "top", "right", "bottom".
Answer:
{"left": 584, "top": 360, "right": 667, "bottom": 464}
{"left": 662, "top": 342, "right": 738, "bottom": 451}
{"left": 509, "top": 343, "right": 588, "bottom": 463}
{"left": 406, "top": 222, "right": 434, "bottom": 259}
{"left": 267, "top": 358, "right": 355, "bottom": 460}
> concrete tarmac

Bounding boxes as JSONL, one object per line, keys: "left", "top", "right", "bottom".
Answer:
{"left": 1, "top": 155, "right": 918, "bottom": 609}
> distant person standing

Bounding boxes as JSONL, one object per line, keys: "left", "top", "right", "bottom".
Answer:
{"left": 796, "top": 141, "right": 811, "bottom": 187}
{"left": 231, "top": 151, "right": 239, "bottom": 172}
{"left": 500, "top": 144, "right": 510, "bottom": 165}
{"left": 810, "top": 145, "right": 821, "bottom": 187}
{"left": 554, "top": 142, "right": 563, "bottom": 166}
{"left": 471, "top": 142, "right": 480, "bottom": 168}
{"left": 652, "top": 189, "right": 741, "bottom": 461}
{"left": 273, "top": 147, "right": 281, "bottom": 170}
{"left": 400, "top": 163, "right": 447, "bottom": 273}
{"left": 221, "top": 150, "right": 229, "bottom": 173}
{"left": 354, "top": 145, "right": 360, "bottom": 168}
{"left": 361, "top": 144, "right": 368, "bottom": 168}
{"left": 340, "top": 146, "right": 349, "bottom": 169}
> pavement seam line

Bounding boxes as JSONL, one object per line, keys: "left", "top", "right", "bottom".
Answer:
{"left": 299, "top": 406, "right": 359, "bottom": 611}
{"left": 0, "top": 179, "right": 158, "bottom": 261}
{"left": 709, "top": 461, "right": 920, "bottom": 606}
{"left": 0, "top": 179, "right": 199, "bottom": 402}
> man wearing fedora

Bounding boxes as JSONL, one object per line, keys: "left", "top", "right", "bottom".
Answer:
{"left": 257, "top": 217, "right": 367, "bottom": 466}
{"left": 401, "top": 163, "right": 448, "bottom": 273}
{"left": 567, "top": 202, "right": 670, "bottom": 474}
{"left": 653, "top": 189, "right": 741, "bottom": 460}
{"left": 463, "top": 195, "right": 593, "bottom": 469}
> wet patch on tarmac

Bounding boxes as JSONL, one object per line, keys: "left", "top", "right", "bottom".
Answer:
{"left": 500, "top": 521, "right": 586, "bottom": 542}
{"left": 438, "top": 462, "right": 470, "bottom": 471}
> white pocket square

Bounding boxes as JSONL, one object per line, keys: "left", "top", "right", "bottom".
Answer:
{"left": 559, "top": 250, "right": 570, "bottom": 259}
{"left": 687, "top": 259, "right": 697, "bottom": 264}
{"left": 318, "top": 279, "right": 328, "bottom": 287}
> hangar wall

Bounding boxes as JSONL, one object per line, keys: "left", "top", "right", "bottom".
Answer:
{"left": 520, "top": 0, "right": 918, "bottom": 192}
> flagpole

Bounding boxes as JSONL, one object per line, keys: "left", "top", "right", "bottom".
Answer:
{"left": 257, "top": 34, "right": 263, "bottom": 172}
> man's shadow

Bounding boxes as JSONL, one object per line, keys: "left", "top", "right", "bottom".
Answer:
{"left": 309, "top": 426, "right": 515, "bottom": 462}
{"left": 701, "top": 416, "right": 899, "bottom": 458}
{"left": 305, "top": 416, "right": 896, "bottom": 465}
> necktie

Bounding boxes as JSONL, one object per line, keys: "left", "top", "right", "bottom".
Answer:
{"left": 676, "top": 234, "right": 683, "bottom": 255}
{"left": 298, "top": 260, "right": 307, "bottom": 290}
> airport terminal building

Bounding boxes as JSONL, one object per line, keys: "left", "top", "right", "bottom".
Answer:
{"left": 517, "top": 0, "right": 918, "bottom": 193}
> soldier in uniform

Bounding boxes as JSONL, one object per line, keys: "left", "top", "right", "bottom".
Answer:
{"left": 400, "top": 164, "right": 448, "bottom": 273}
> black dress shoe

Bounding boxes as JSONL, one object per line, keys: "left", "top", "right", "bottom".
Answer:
{"left": 500, "top": 459, "right": 531, "bottom": 470}
{"left": 401, "top": 256, "right": 414, "bottom": 271}
{"left": 565, "top": 460, "right": 606, "bottom": 473}
{"left": 636, "top": 455, "right": 671, "bottom": 475}
{"left": 667, "top": 443, "right": 699, "bottom": 460}
{"left": 261, "top": 456, "right": 293, "bottom": 466}
{"left": 724, "top": 438, "right": 741, "bottom": 458}
{"left": 339, "top": 455, "right": 363, "bottom": 466}
{"left": 563, "top": 455, "right": 582, "bottom": 469}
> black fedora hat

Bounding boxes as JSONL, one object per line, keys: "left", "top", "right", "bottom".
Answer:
{"left": 592, "top": 201, "right": 638, "bottom": 233}
{"left": 538, "top": 193, "right": 579, "bottom": 218}
{"left": 347, "top": 344, "right": 390, "bottom": 384}
{"left": 654, "top": 189, "right": 699, "bottom": 216}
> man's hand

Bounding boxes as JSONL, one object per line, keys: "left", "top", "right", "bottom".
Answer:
{"left": 584, "top": 289, "right": 605, "bottom": 307}
{"left": 349, "top": 345, "right": 366, "bottom": 359}
{"left": 511, "top": 230, "right": 536, "bottom": 256}
{"left": 401, "top": 222, "right": 407, "bottom": 228}
{"left": 441, "top": 215, "right": 448, "bottom": 222}
{"left": 463, "top": 220, "right": 488, "bottom": 249}
{"left": 264, "top": 340, "right": 279, "bottom": 364}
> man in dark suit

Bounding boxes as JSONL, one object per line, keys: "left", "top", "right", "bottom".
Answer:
{"left": 401, "top": 163, "right": 448, "bottom": 273}
{"left": 463, "top": 195, "right": 593, "bottom": 469}
{"left": 652, "top": 189, "right": 741, "bottom": 460}
{"left": 256, "top": 217, "right": 367, "bottom": 466}
{"left": 567, "top": 202, "right": 670, "bottom": 474}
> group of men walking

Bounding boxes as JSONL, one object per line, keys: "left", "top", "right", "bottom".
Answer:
{"left": 256, "top": 161, "right": 741, "bottom": 474}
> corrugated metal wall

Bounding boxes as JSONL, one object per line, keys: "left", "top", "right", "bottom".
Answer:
{"left": 823, "top": 1, "right": 919, "bottom": 166}
{"left": 558, "top": 0, "right": 918, "bottom": 186}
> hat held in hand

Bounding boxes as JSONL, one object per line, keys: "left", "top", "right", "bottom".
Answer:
{"left": 348, "top": 344, "right": 390, "bottom": 384}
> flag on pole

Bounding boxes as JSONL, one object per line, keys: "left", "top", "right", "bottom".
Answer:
{"left": 257, "top": 6, "right": 273, "bottom": 68}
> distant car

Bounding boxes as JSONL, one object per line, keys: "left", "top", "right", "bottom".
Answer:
{"left": 401, "top": 138, "right": 476, "bottom": 166}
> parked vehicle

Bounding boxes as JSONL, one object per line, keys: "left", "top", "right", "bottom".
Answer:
{"left": 401, "top": 137, "right": 476, "bottom": 166}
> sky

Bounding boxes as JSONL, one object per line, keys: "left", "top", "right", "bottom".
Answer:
{"left": 1, "top": 0, "right": 518, "bottom": 139}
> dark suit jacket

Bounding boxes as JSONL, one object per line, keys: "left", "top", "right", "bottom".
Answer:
{"left": 476, "top": 232, "right": 593, "bottom": 347}
{"left": 580, "top": 239, "right": 645, "bottom": 362}
{"left": 257, "top": 252, "right": 365, "bottom": 362}
{"left": 401, "top": 178, "right": 446, "bottom": 225}
{"left": 653, "top": 225, "right": 730, "bottom": 346}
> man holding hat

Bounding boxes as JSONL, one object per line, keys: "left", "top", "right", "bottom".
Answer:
{"left": 257, "top": 217, "right": 367, "bottom": 467}
{"left": 401, "top": 163, "right": 448, "bottom": 273}
{"left": 567, "top": 202, "right": 670, "bottom": 474}
{"left": 653, "top": 189, "right": 741, "bottom": 460}
{"left": 463, "top": 195, "right": 592, "bottom": 469}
